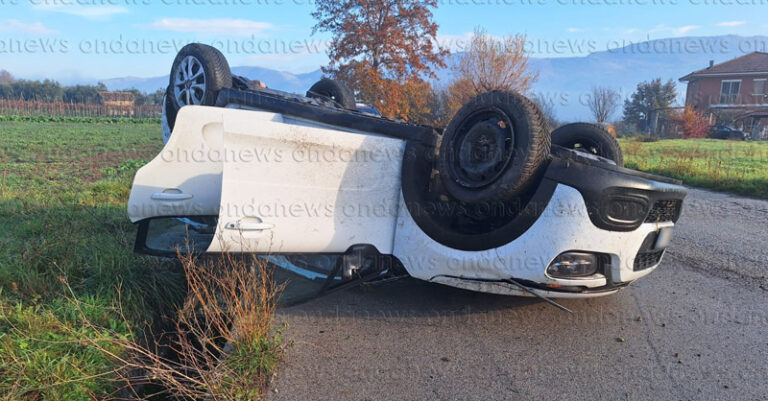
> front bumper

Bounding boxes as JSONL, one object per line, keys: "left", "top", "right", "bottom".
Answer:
{"left": 393, "top": 149, "right": 687, "bottom": 298}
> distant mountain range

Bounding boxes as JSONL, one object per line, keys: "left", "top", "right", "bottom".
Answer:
{"left": 522, "top": 34, "right": 768, "bottom": 120}
{"left": 17, "top": 35, "right": 768, "bottom": 120}
{"left": 100, "top": 66, "right": 324, "bottom": 98}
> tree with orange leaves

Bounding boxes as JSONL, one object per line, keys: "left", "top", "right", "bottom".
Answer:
{"left": 311, "top": 0, "right": 448, "bottom": 121}
{"left": 675, "top": 106, "right": 710, "bottom": 139}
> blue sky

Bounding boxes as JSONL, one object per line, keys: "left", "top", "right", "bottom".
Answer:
{"left": 0, "top": 0, "right": 766, "bottom": 81}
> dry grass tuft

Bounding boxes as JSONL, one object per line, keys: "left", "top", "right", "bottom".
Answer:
{"left": 1, "top": 250, "right": 285, "bottom": 401}
{"left": 116, "top": 251, "right": 285, "bottom": 400}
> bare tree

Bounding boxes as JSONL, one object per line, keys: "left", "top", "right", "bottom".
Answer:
{"left": 587, "top": 86, "right": 620, "bottom": 123}
{"left": 446, "top": 28, "right": 538, "bottom": 117}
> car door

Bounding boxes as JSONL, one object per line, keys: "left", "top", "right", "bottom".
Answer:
{"left": 205, "top": 112, "right": 405, "bottom": 255}
{"left": 128, "top": 106, "right": 283, "bottom": 255}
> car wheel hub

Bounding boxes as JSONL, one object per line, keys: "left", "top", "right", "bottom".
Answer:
{"left": 454, "top": 115, "right": 514, "bottom": 188}
{"left": 174, "top": 55, "right": 206, "bottom": 106}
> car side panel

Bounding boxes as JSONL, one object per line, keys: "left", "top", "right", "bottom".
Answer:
{"left": 206, "top": 112, "right": 405, "bottom": 253}
{"left": 128, "top": 107, "right": 284, "bottom": 223}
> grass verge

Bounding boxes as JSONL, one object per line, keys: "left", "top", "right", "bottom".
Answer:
{"left": 0, "top": 120, "right": 281, "bottom": 400}
{"left": 619, "top": 138, "right": 768, "bottom": 199}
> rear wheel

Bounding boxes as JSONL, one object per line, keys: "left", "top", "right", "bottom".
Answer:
{"left": 306, "top": 78, "right": 356, "bottom": 110}
{"left": 437, "top": 91, "right": 551, "bottom": 204}
{"left": 551, "top": 122, "right": 623, "bottom": 166}
{"left": 168, "top": 43, "right": 232, "bottom": 111}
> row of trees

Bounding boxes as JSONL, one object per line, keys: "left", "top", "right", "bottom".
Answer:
{"left": 589, "top": 80, "right": 709, "bottom": 138}
{"left": 0, "top": 69, "right": 164, "bottom": 106}
{"left": 1, "top": 0, "right": 697, "bottom": 135}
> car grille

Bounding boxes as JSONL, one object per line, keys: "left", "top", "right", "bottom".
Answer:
{"left": 645, "top": 199, "right": 682, "bottom": 223}
{"left": 633, "top": 249, "right": 664, "bottom": 271}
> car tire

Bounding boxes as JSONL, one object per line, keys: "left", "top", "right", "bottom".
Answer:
{"left": 163, "top": 89, "right": 178, "bottom": 132}
{"left": 167, "top": 43, "right": 232, "bottom": 111}
{"left": 551, "top": 122, "right": 624, "bottom": 166}
{"left": 306, "top": 78, "right": 356, "bottom": 110}
{"left": 161, "top": 94, "right": 173, "bottom": 144}
{"left": 437, "top": 91, "right": 551, "bottom": 204}
{"left": 400, "top": 141, "right": 557, "bottom": 251}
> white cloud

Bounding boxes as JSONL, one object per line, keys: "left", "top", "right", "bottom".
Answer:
{"left": 33, "top": 4, "right": 128, "bottom": 20}
{"left": 649, "top": 24, "right": 700, "bottom": 35}
{"left": 142, "top": 18, "right": 274, "bottom": 37}
{"left": 566, "top": 28, "right": 583, "bottom": 33}
{"left": 599, "top": 27, "right": 638, "bottom": 34}
{"left": 717, "top": 21, "right": 745, "bottom": 27}
{"left": 0, "top": 20, "right": 57, "bottom": 35}
{"left": 676, "top": 25, "right": 699, "bottom": 34}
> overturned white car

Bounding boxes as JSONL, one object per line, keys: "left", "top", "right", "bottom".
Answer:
{"left": 128, "top": 44, "right": 686, "bottom": 304}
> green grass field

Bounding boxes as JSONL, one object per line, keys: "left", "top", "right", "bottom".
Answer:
{"left": 0, "top": 119, "right": 185, "bottom": 400}
{"left": 620, "top": 138, "right": 768, "bottom": 199}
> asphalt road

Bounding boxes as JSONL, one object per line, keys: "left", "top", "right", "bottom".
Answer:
{"left": 267, "top": 188, "right": 768, "bottom": 401}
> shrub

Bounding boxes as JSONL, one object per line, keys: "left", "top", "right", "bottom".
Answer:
{"left": 675, "top": 106, "right": 710, "bottom": 139}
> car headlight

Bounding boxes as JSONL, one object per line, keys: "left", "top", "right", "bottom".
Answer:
{"left": 546, "top": 252, "right": 598, "bottom": 278}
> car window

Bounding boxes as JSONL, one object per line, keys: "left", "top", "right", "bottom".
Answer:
{"left": 136, "top": 220, "right": 349, "bottom": 304}
{"left": 139, "top": 216, "right": 218, "bottom": 256}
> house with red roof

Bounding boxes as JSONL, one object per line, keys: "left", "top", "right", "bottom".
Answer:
{"left": 679, "top": 52, "right": 768, "bottom": 139}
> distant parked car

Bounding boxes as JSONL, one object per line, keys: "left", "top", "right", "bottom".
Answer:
{"left": 709, "top": 124, "right": 746, "bottom": 140}
{"left": 355, "top": 103, "right": 381, "bottom": 117}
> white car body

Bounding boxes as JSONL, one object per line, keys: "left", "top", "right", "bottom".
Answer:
{"left": 129, "top": 105, "right": 685, "bottom": 299}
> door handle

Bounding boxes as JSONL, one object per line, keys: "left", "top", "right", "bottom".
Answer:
{"left": 151, "top": 192, "right": 193, "bottom": 201}
{"left": 225, "top": 221, "right": 274, "bottom": 232}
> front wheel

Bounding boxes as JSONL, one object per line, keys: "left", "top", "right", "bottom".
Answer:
{"left": 437, "top": 91, "right": 551, "bottom": 204}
